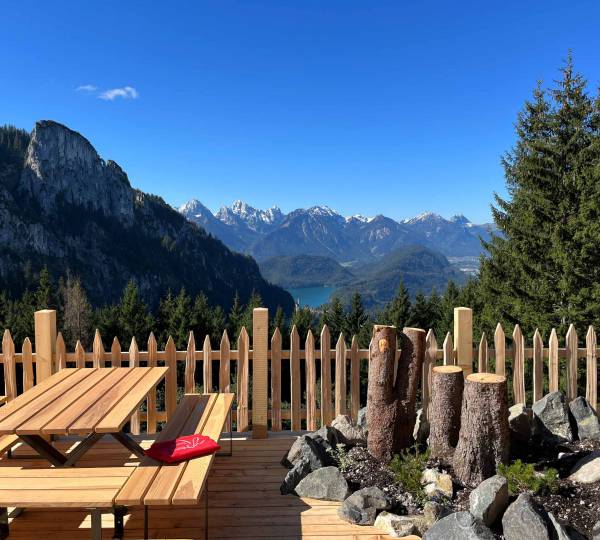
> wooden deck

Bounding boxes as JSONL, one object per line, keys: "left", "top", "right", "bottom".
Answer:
{"left": 1, "top": 435, "right": 393, "bottom": 539}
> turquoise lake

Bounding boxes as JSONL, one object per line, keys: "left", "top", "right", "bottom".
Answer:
{"left": 287, "top": 286, "right": 335, "bottom": 308}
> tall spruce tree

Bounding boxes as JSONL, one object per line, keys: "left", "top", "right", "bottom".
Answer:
{"left": 118, "top": 280, "right": 153, "bottom": 345}
{"left": 479, "top": 55, "right": 599, "bottom": 334}
{"left": 381, "top": 281, "right": 411, "bottom": 330}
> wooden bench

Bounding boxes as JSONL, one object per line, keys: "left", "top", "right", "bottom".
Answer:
{"left": 0, "top": 466, "right": 135, "bottom": 540}
{"left": 0, "top": 393, "right": 233, "bottom": 540}
{"left": 117, "top": 392, "right": 234, "bottom": 538}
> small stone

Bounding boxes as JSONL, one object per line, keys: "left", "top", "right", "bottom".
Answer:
{"left": 508, "top": 403, "right": 533, "bottom": 443}
{"left": 532, "top": 391, "right": 573, "bottom": 444}
{"left": 280, "top": 458, "right": 311, "bottom": 495}
{"left": 421, "top": 469, "right": 453, "bottom": 498}
{"left": 421, "top": 501, "right": 451, "bottom": 531}
{"left": 592, "top": 520, "right": 600, "bottom": 540}
{"left": 423, "top": 511, "right": 495, "bottom": 539}
{"left": 569, "top": 397, "right": 600, "bottom": 441}
{"left": 502, "top": 493, "right": 552, "bottom": 540}
{"left": 337, "top": 486, "right": 391, "bottom": 526}
{"left": 568, "top": 450, "right": 600, "bottom": 484}
{"left": 332, "top": 414, "right": 367, "bottom": 445}
{"left": 469, "top": 474, "right": 508, "bottom": 526}
{"left": 294, "top": 466, "right": 350, "bottom": 501}
{"left": 374, "top": 511, "right": 417, "bottom": 537}
{"left": 413, "top": 407, "right": 430, "bottom": 445}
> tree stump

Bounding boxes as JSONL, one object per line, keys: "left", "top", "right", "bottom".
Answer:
{"left": 429, "top": 365, "right": 464, "bottom": 459}
{"left": 395, "top": 327, "right": 426, "bottom": 450}
{"left": 453, "top": 373, "right": 510, "bottom": 487}
{"left": 367, "top": 325, "right": 399, "bottom": 462}
{"left": 366, "top": 326, "right": 426, "bottom": 461}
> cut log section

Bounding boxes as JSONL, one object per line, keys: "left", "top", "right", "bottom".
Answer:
{"left": 453, "top": 373, "right": 510, "bottom": 487}
{"left": 396, "top": 327, "right": 426, "bottom": 450}
{"left": 429, "top": 365, "right": 464, "bottom": 460}
{"left": 367, "top": 325, "right": 399, "bottom": 462}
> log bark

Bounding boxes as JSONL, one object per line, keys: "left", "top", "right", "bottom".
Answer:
{"left": 395, "top": 327, "right": 426, "bottom": 450}
{"left": 429, "top": 365, "right": 464, "bottom": 460}
{"left": 366, "top": 326, "right": 426, "bottom": 461}
{"left": 367, "top": 325, "right": 399, "bottom": 462}
{"left": 453, "top": 373, "right": 510, "bottom": 487}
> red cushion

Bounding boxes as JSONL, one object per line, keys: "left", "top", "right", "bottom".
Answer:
{"left": 145, "top": 434, "right": 221, "bottom": 463}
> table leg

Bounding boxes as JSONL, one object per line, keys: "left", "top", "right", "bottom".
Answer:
{"left": 64, "top": 432, "right": 104, "bottom": 467}
{"left": 111, "top": 430, "right": 146, "bottom": 459}
{"left": 19, "top": 435, "right": 67, "bottom": 467}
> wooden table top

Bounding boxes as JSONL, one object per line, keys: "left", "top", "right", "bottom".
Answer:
{"left": 0, "top": 367, "right": 168, "bottom": 436}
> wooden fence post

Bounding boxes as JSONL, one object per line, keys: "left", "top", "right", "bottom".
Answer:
{"left": 454, "top": 307, "right": 473, "bottom": 376}
{"left": 34, "top": 309, "right": 57, "bottom": 382}
{"left": 252, "top": 308, "right": 268, "bottom": 439}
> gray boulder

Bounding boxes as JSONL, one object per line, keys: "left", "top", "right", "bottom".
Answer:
{"left": 413, "top": 407, "right": 430, "bottom": 445}
{"left": 569, "top": 397, "right": 600, "bottom": 440}
{"left": 508, "top": 403, "right": 533, "bottom": 443}
{"left": 332, "top": 414, "right": 367, "bottom": 445}
{"left": 502, "top": 493, "right": 551, "bottom": 540}
{"left": 423, "top": 511, "right": 496, "bottom": 539}
{"left": 281, "top": 435, "right": 327, "bottom": 469}
{"left": 469, "top": 474, "right": 508, "bottom": 526}
{"left": 280, "top": 458, "right": 311, "bottom": 495}
{"left": 294, "top": 466, "right": 350, "bottom": 501}
{"left": 421, "top": 501, "right": 452, "bottom": 533}
{"left": 532, "top": 391, "right": 573, "bottom": 443}
{"left": 568, "top": 450, "right": 600, "bottom": 483}
{"left": 593, "top": 520, "right": 600, "bottom": 540}
{"left": 337, "top": 486, "right": 391, "bottom": 526}
{"left": 357, "top": 407, "right": 368, "bottom": 431}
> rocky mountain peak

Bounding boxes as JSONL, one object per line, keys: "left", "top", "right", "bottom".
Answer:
{"left": 20, "top": 120, "right": 134, "bottom": 225}
{"left": 450, "top": 214, "right": 471, "bottom": 225}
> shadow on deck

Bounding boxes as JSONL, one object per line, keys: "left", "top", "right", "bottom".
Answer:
{"left": 1, "top": 435, "right": 392, "bottom": 539}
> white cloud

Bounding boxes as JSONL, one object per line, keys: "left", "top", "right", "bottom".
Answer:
{"left": 75, "top": 84, "right": 97, "bottom": 92}
{"left": 98, "top": 86, "right": 139, "bottom": 101}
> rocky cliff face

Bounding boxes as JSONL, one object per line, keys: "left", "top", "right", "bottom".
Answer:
{"left": 21, "top": 121, "right": 134, "bottom": 225}
{"left": 0, "top": 121, "right": 294, "bottom": 312}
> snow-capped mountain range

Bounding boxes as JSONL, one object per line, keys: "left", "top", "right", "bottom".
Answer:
{"left": 179, "top": 199, "right": 496, "bottom": 265}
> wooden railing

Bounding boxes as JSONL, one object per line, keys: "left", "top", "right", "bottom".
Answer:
{"left": 1, "top": 307, "right": 597, "bottom": 439}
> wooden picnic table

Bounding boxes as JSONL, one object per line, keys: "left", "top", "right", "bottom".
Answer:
{"left": 0, "top": 367, "right": 168, "bottom": 467}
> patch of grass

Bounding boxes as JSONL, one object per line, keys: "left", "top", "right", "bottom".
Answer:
{"left": 389, "top": 445, "right": 431, "bottom": 503}
{"left": 498, "top": 460, "right": 559, "bottom": 496}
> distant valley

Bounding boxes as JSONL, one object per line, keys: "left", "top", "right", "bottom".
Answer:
{"left": 179, "top": 199, "right": 495, "bottom": 308}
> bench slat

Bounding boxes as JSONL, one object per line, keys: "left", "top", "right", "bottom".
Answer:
{"left": 171, "top": 393, "right": 234, "bottom": 505}
{"left": 115, "top": 394, "right": 214, "bottom": 506}
{"left": 0, "top": 434, "right": 18, "bottom": 455}
{"left": 0, "top": 467, "right": 134, "bottom": 508}
{"left": 143, "top": 394, "right": 219, "bottom": 505}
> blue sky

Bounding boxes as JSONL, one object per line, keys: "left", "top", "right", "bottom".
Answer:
{"left": 3, "top": 1, "right": 600, "bottom": 223}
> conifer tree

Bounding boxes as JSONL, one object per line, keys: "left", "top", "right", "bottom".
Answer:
{"left": 190, "top": 291, "right": 211, "bottom": 343}
{"left": 381, "top": 281, "right": 411, "bottom": 330}
{"left": 211, "top": 305, "right": 227, "bottom": 343}
{"left": 228, "top": 292, "right": 243, "bottom": 338}
{"left": 291, "top": 306, "right": 314, "bottom": 339}
{"left": 407, "top": 291, "right": 431, "bottom": 329}
{"left": 478, "top": 55, "right": 599, "bottom": 334}
{"left": 118, "top": 280, "right": 153, "bottom": 345}
{"left": 35, "top": 267, "right": 54, "bottom": 310}
{"left": 328, "top": 297, "right": 346, "bottom": 339}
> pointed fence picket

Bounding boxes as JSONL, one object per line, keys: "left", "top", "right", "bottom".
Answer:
{"left": 1, "top": 308, "right": 599, "bottom": 440}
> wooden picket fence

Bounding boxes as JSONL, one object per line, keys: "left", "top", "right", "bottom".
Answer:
{"left": 1, "top": 308, "right": 597, "bottom": 439}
